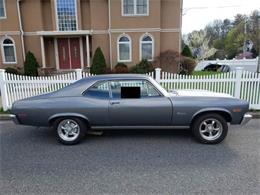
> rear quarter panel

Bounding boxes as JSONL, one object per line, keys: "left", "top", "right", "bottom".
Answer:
{"left": 12, "top": 96, "right": 109, "bottom": 126}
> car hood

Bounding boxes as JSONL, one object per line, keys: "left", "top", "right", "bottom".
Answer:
{"left": 169, "top": 89, "right": 234, "bottom": 98}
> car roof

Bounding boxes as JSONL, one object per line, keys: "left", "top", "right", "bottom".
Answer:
{"left": 51, "top": 74, "right": 153, "bottom": 97}
{"left": 75, "top": 74, "right": 151, "bottom": 85}
{"left": 82, "top": 74, "right": 150, "bottom": 81}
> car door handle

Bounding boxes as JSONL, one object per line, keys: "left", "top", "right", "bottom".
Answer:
{"left": 110, "top": 101, "right": 120, "bottom": 105}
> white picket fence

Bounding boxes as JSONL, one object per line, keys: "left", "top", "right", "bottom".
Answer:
{"left": 0, "top": 68, "right": 259, "bottom": 110}
{"left": 157, "top": 68, "right": 260, "bottom": 110}
{"left": 0, "top": 69, "right": 93, "bottom": 111}
{"left": 196, "top": 57, "right": 259, "bottom": 72}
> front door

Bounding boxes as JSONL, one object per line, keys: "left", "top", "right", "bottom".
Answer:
{"left": 108, "top": 80, "right": 172, "bottom": 126}
{"left": 58, "top": 38, "right": 70, "bottom": 69}
{"left": 70, "top": 38, "right": 81, "bottom": 69}
{"left": 57, "top": 38, "right": 81, "bottom": 69}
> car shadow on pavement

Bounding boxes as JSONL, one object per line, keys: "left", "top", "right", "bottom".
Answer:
{"left": 30, "top": 127, "right": 239, "bottom": 169}
{"left": 39, "top": 127, "right": 194, "bottom": 144}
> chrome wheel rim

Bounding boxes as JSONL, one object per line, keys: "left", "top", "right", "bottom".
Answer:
{"left": 199, "top": 118, "right": 223, "bottom": 141}
{"left": 57, "top": 119, "right": 80, "bottom": 142}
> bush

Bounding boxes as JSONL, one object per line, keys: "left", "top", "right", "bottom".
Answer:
{"left": 90, "top": 47, "right": 107, "bottom": 75}
{"left": 5, "top": 67, "right": 19, "bottom": 74}
{"left": 112, "top": 63, "right": 128, "bottom": 73}
{"left": 181, "top": 45, "right": 193, "bottom": 58}
{"left": 180, "top": 56, "right": 196, "bottom": 75}
{"left": 130, "top": 59, "right": 153, "bottom": 74}
{"left": 24, "top": 51, "right": 39, "bottom": 76}
{"left": 105, "top": 67, "right": 112, "bottom": 74}
{"left": 152, "top": 50, "right": 180, "bottom": 73}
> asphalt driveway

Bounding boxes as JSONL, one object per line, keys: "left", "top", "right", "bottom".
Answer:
{"left": 0, "top": 120, "right": 259, "bottom": 194}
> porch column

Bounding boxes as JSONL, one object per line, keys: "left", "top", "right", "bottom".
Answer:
{"left": 80, "top": 37, "right": 84, "bottom": 69}
{"left": 86, "top": 35, "right": 90, "bottom": 68}
{"left": 54, "top": 38, "right": 59, "bottom": 70}
{"left": 40, "top": 36, "right": 46, "bottom": 68}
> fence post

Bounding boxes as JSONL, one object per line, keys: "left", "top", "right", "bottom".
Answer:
{"left": 75, "top": 69, "right": 82, "bottom": 80}
{"left": 234, "top": 67, "right": 243, "bottom": 99}
{"left": 0, "top": 69, "right": 9, "bottom": 111}
{"left": 155, "top": 68, "right": 161, "bottom": 83}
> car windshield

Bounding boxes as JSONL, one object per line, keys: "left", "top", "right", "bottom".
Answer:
{"left": 149, "top": 78, "right": 169, "bottom": 97}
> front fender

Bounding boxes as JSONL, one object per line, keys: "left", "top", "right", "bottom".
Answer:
{"left": 191, "top": 108, "right": 233, "bottom": 123}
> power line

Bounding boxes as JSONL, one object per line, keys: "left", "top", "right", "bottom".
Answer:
{"left": 182, "top": 5, "right": 241, "bottom": 15}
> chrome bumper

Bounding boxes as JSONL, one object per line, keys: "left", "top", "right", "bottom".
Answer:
{"left": 9, "top": 114, "right": 20, "bottom": 124}
{"left": 241, "top": 114, "right": 252, "bottom": 125}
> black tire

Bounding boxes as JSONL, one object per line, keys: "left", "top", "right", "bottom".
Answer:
{"left": 53, "top": 117, "right": 87, "bottom": 145}
{"left": 192, "top": 113, "right": 228, "bottom": 144}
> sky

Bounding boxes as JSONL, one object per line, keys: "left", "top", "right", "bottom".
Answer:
{"left": 182, "top": 0, "right": 260, "bottom": 34}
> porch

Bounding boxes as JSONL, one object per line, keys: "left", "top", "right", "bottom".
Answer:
{"left": 38, "top": 31, "right": 92, "bottom": 73}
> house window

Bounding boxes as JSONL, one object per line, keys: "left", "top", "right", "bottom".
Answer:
{"left": 122, "top": 0, "right": 149, "bottom": 16}
{"left": 118, "top": 35, "right": 132, "bottom": 62}
{"left": 140, "top": 34, "right": 153, "bottom": 61}
{"left": 0, "top": 0, "right": 6, "bottom": 18}
{"left": 56, "top": 0, "right": 77, "bottom": 31}
{"left": 1, "top": 38, "right": 17, "bottom": 64}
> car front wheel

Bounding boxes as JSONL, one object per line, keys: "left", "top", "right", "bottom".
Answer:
{"left": 192, "top": 113, "right": 228, "bottom": 144}
{"left": 54, "top": 117, "right": 87, "bottom": 145}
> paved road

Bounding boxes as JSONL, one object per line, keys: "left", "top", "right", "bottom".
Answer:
{"left": 0, "top": 120, "right": 259, "bottom": 195}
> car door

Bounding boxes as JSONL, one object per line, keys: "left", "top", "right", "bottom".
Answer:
{"left": 82, "top": 81, "right": 110, "bottom": 126}
{"left": 108, "top": 79, "right": 172, "bottom": 126}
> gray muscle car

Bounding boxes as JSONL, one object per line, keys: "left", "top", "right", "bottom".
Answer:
{"left": 10, "top": 74, "right": 252, "bottom": 145}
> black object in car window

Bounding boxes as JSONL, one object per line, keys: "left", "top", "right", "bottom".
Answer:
{"left": 121, "top": 87, "right": 141, "bottom": 99}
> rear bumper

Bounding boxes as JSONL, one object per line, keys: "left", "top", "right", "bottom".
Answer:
{"left": 9, "top": 114, "right": 21, "bottom": 124}
{"left": 240, "top": 114, "right": 252, "bottom": 125}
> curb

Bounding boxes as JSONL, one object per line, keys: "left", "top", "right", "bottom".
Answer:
{"left": 1, "top": 113, "right": 260, "bottom": 121}
{"left": 0, "top": 114, "right": 12, "bottom": 121}
{"left": 248, "top": 112, "right": 260, "bottom": 119}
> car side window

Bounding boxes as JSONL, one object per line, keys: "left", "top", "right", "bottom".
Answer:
{"left": 84, "top": 81, "right": 110, "bottom": 99}
{"left": 110, "top": 80, "right": 161, "bottom": 99}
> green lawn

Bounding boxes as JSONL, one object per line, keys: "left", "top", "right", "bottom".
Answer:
{"left": 192, "top": 71, "right": 221, "bottom": 76}
{"left": 0, "top": 107, "right": 10, "bottom": 114}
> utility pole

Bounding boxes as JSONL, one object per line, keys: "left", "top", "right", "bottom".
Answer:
{"left": 257, "top": 11, "right": 260, "bottom": 73}
{"left": 243, "top": 19, "right": 247, "bottom": 57}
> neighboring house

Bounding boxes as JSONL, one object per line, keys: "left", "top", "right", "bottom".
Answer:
{"left": 0, "top": 0, "right": 182, "bottom": 73}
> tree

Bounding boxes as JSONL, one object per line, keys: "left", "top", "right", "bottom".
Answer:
{"left": 24, "top": 51, "right": 39, "bottom": 76}
{"left": 186, "top": 30, "right": 217, "bottom": 60}
{"left": 205, "top": 19, "right": 233, "bottom": 48}
{"left": 247, "top": 10, "right": 260, "bottom": 55}
{"left": 90, "top": 47, "right": 107, "bottom": 75}
{"left": 224, "top": 22, "right": 245, "bottom": 59}
{"left": 180, "top": 56, "right": 196, "bottom": 75}
{"left": 222, "top": 19, "right": 233, "bottom": 37}
{"left": 205, "top": 20, "right": 223, "bottom": 46}
{"left": 152, "top": 50, "right": 180, "bottom": 73}
{"left": 233, "top": 14, "right": 247, "bottom": 26}
{"left": 184, "top": 11, "right": 259, "bottom": 60}
{"left": 181, "top": 45, "right": 193, "bottom": 58}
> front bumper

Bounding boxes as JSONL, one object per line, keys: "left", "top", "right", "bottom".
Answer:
{"left": 9, "top": 114, "right": 21, "bottom": 124}
{"left": 240, "top": 114, "right": 252, "bottom": 125}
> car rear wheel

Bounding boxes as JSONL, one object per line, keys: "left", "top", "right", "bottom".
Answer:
{"left": 54, "top": 117, "right": 87, "bottom": 145}
{"left": 192, "top": 113, "right": 228, "bottom": 144}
